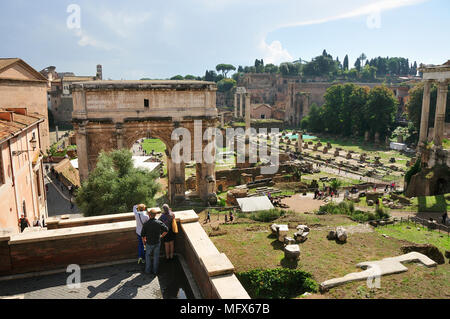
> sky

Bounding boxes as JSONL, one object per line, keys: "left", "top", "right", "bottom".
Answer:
{"left": 0, "top": 0, "right": 449, "bottom": 80}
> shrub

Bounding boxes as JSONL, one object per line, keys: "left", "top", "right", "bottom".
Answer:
{"left": 236, "top": 268, "right": 318, "bottom": 299}
{"left": 405, "top": 158, "right": 421, "bottom": 186}
{"left": 318, "top": 200, "right": 389, "bottom": 222}
{"left": 249, "top": 209, "right": 285, "bottom": 222}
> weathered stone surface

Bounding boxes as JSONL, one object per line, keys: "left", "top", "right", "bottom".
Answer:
{"left": 367, "top": 200, "right": 374, "bottom": 206}
{"left": 294, "top": 231, "right": 309, "bottom": 243}
{"left": 277, "top": 224, "right": 289, "bottom": 242}
{"left": 284, "top": 236, "right": 296, "bottom": 246}
{"left": 296, "top": 225, "right": 310, "bottom": 232}
{"left": 270, "top": 223, "right": 278, "bottom": 235}
{"left": 284, "top": 244, "right": 300, "bottom": 260}
{"left": 327, "top": 230, "right": 336, "bottom": 240}
{"left": 320, "top": 252, "right": 437, "bottom": 291}
{"left": 401, "top": 244, "right": 445, "bottom": 265}
{"left": 336, "top": 227, "right": 347, "bottom": 243}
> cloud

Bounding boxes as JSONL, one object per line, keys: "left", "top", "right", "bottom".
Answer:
{"left": 98, "top": 10, "right": 152, "bottom": 38}
{"left": 275, "top": 0, "right": 429, "bottom": 29}
{"left": 260, "top": 39, "right": 293, "bottom": 64}
{"left": 74, "top": 29, "right": 114, "bottom": 50}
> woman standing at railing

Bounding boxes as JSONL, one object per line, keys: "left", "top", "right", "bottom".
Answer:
{"left": 159, "top": 204, "right": 178, "bottom": 260}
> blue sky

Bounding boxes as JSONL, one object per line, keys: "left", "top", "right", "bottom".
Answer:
{"left": 0, "top": 0, "right": 448, "bottom": 80}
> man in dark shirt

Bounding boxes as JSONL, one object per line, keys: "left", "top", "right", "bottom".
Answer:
{"left": 141, "top": 208, "right": 168, "bottom": 274}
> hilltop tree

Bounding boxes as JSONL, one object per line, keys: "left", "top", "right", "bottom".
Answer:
{"left": 75, "top": 149, "right": 161, "bottom": 217}
{"left": 359, "top": 53, "right": 367, "bottom": 66}
{"left": 343, "top": 55, "right": 349, "bottom": 71}
{"left": 354, "top": 58, "right": 362, "bottom": 72}
{"left": 216, "top": 64, "right": 236, "bottom": 78}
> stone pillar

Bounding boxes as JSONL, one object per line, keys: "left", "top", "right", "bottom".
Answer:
{"left": 196, "top": 162, "right": 216, "bottom": 202}
{"left": 297, "top": 134, "right": 303, "bottom": 153}
{"left": 419, "top": 80, "right": 432, "bottom": 145}
{"left": 433, "top": 80, "right": 448, "bottom": 147}
{"left": 245, "top": 94, "right": 251, "bottom": 131}
{"left": 220, "top": 114, "right": 224, "bottom": 127}
{"left": 234, "top": 94, "right": 238, "bottom": 118}
{"left": 239, "top": 94, "right": 243, "bottom": 118}
{"left": 76, "top": 122, "right": 90, "bottom": 182}
{"left": 167, "top": 156, "right": 186, "bottom": 204}
{"left": 115, "top": 122, "right": 124, "bottom": 149}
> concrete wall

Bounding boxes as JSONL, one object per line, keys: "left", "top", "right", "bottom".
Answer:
{"left": 0, "top": 210, "right": 250, "bottom": 299}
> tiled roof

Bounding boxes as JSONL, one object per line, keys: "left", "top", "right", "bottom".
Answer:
{"left": 0, "top": 109, "right": 44, "bottom": 143}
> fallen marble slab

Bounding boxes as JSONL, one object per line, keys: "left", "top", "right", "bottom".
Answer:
{"left": 320, "top": 252, "right": 437, "bottom": 291}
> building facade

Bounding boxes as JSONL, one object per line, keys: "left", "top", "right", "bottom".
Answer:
{"left": 40, "top": 65, "right": 102, "bottom": 126}
{"left": 0, "top": 58, "right": 50, "bottom": 151}
{"left": 0, "top": 108, "right": 47, "bottom": 232}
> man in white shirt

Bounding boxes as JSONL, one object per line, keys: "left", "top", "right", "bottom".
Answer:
{"left": 133, "top": 204, "right": 149, "bottom": 264}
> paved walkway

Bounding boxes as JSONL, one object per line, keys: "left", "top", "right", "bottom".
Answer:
{"left": 45, "top": 171, "right": 80, "bottom": 217}
{"left": 0, "top": 259, "right": 193, "bottom": 299}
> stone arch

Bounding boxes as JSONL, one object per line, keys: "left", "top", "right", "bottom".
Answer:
{"left": 72, "top": 80, "right": 218, "bottom": 204}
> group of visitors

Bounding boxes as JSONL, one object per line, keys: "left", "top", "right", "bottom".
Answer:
{"left": 314, "top": 187, "right": 338, "bottom": 200}
{"left": 18, "top": 214, "right": 46, "bottom": 233}
{"left": 204, "top": 210, "right": 234, "bottom": 224}
{"left": 133, "top": 203, "right": 178, "bottom": 275}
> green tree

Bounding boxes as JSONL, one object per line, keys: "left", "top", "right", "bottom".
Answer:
{"left": 217, "top": 78, "right": 236, "bottom": 92}
{"left": 216, "top": 64, "right": 236, "bottom": 78}
{"left": 354, "top": 58, "right": 362, "bottom": 72}
{"left": 363, "top": 86, "right": 398, "bottom": 139}
{"left": 170, "top": 75, "right": 184, "bottom": 80}
{"left": 343, "top": 55, "right": 349, "bottom": 71}
{"left": 75, "top": 149, "right": 161, "bottom": 216}
{"left": 359, "top": 53, "right": 367, "bottom": 66}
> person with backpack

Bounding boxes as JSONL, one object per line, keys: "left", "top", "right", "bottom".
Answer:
{"left": 159, "top": 204, "right": 178, "bottom": 260}
{"left": 133, "top": 204, "right": 149, "bottom": 265}
{"left": 18, "top": 214, "right": 30, "bottom": 233}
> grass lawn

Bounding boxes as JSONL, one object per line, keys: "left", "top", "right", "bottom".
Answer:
{"left": 142, "top": 138, "right": 166, "bottom": 154}
{"left": 412, "top": 194, "right": 450, "bottom": 212}
{"left": 203, "top": 210, "right": 450, "bottom": 298}
{"left": 374, "top": 221, "right": 450, "bottom": 252}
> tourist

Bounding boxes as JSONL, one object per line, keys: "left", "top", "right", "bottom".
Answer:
{"left": 141, "top": 208, "right": 168, "bottom": 275}
{"left": 159, "top": 204, "right": 177, "bottom": 260}
{"left": 442, "top": 212, "right": 448, "bottom": 225}
{"left": 18, "top": 214, "right": 30, "bottom": 233}
{"left": 224, "top": 215, "right": 228, "bottom": 223}
{"left": 229, "top": 210, "right": 234, "bottom": 222}
{"left": 133, "top": 203, "right": 149, "bottom": 265}
{"left": 205, "top": 211, "right": 211, "bottom": 223}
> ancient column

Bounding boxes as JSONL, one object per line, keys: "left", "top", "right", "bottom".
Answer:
{"left": 245, "top": 93, "right": 251, "bottom": 130}
{"left": 234, "top": 93, "right": 238, "bottom": 117}
{"left": 239, "top": 94, "right": 243, "bottom": 118}
{"left": 75, "top": 122, "right": 90, "bottom": 182}
{"left": 167, "top": 156, "right": 186, "bottom": 203}
{"left": 115, "top": 122, "right": 124, "bottom": 149}
{"left": 419, "top": 80, "right": 432, "bottom": 145}
{"left": 297, "top": 134, "right": 303, "bottom": 153}
{"left": 433, "top": 80, "right": 448, "bottom": 147}
{"left": 196, "top": 162, "right": 216, "bottom": 202}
